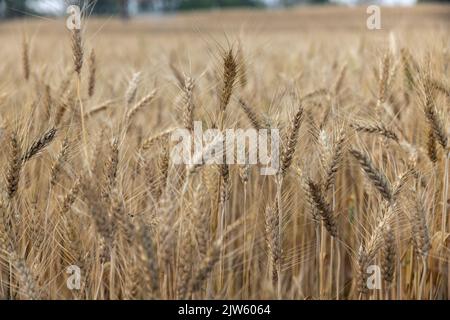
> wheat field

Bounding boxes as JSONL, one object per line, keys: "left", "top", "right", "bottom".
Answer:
{"left": 0, "top": 4, "right": 449, "bottom": 300}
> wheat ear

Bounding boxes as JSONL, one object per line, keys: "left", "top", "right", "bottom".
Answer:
{"left": 306, "top": 178, "right": 338, "bottom": 237}
{"left": 22, "top": 35, "right": 30, "bottom": 81}
{"left": 22, "top": 127, "right": 57, "bottom": 163}
{"left": 88, "top": 49, "right": 96, "bottom": 97}
{"left": 350, "top": 149, "right": 393, "bottom": 202}
{"left": 219, "top": 49, "right": 238, "bottom": 112}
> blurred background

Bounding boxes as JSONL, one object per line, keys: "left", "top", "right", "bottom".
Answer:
{"left": 0, "top": 0, "right": 448, "bottom": 19}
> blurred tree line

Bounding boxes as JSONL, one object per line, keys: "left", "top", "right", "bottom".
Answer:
{"left": 1, "top": 0, "right": 448, "bottom": 19}
{"left": 85, "top": 0, "right": 264, "bottom": 14}
{"left": 1, "top": 0, "right": 27, "bottom": 17}
{"left": 0, "top": 0, "right": 265, "bottom": 17}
